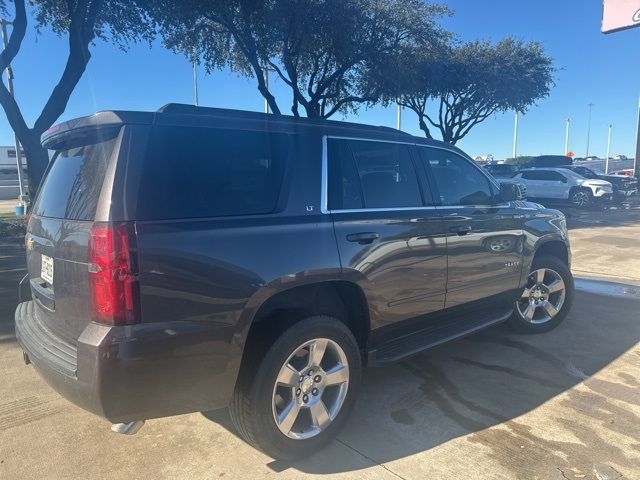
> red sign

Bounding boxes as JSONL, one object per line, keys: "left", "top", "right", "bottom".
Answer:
{"left": 602, "top": 0, "right": 640, "bottom": 33}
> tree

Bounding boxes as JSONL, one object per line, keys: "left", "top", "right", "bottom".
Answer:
{"left": 392, "top": 38, "right": 554, "bottom": 143}
{"left": 151, "top": 0, "right": 448, "bottom": 119}
{"left": 0, "top": 0, "right": 154, "bottom": 196}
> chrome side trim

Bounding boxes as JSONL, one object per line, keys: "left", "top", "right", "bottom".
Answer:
{"left": 321, "top": 135, "right": 329, "bottom": 214}
{"left": 331, "top": 206, "right": 438, "bottom": 214}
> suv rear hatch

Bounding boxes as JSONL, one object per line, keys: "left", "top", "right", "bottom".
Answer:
{"left": 26, "top": 128, "right": 121, "bottom": 346}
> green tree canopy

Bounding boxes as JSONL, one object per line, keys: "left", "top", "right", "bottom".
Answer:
{"left": 150, "top": 0, "right": 449, "bottom": 118}
{"left": 390, "top": 38, "right": 555, "bottom": 143}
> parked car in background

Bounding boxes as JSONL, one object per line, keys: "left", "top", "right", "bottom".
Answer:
{"left": 15, "top": 105, "right": 574, "bottom": 460}
{"left": 610, "top": 168, "right": 636, "bottom": 178}
{"left": 511, "top": 168, "right": 613, "bottom": 208}
{"left": 483, "top": 163, "right": 519, "bottom": 178}
{"left": 583, "top": 156, "right": 600, "bottom": 162}
{"left": 530, "top": 155, "right": 573, "bottom": 168}
{"left": 557, "top": 165, "right": 638, "bottom": 203}
{"left": 613, "top": 155, "right": 628, "bottom": 160}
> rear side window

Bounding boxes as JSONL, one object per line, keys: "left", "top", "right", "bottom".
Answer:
{"left": 137, "top": 127, "right": 290, "bottom": 220}
{"left": 328, "top": 139, "right": 423, "bottom": 209}
{"left": 522, "top": 170, "right": 563, "bottom": 181}
{"left": 420, "top": 148, "right": 496, "bottom": 206}
{"left": 33, "top": 133, "right": 118, "bottom": 220}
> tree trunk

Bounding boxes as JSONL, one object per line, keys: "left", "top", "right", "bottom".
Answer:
{"left": 21, "top": 132, "right": 49, "bottom": 200}
{"left": 418, "top": 117, "right": 434, "bottom": 140}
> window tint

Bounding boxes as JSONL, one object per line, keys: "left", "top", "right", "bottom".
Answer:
{"left": 327, "top": 139, "right": 363, "bottom": 210}
{"left": 33, "top": 133, "right": 118, "bottom": 220}
{"left": 522, "top": 171, "right": 542, "bottom": 180}
{"left": 349, "top": 140, "right": 422, "bottom": 208}
{"left": 421, "top": 148, "right": 495, "bottom": 206}
{"left": 137, "top": 127, "right": 290, "bottom": 220}
{"left": 328, "top": 139, "right": 423, "bottom": 209}
{"left": 522, "top": 170, "right": 565, "bottom": 181}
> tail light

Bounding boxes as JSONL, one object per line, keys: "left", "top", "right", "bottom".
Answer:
{"left": 88, "top": 223, "right": 140, "bottom": 325}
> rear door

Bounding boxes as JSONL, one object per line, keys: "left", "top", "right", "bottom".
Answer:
{"left": 25, "top": 128, "right": 122, "bottom": 345}
{"left": 328, "top": 137, "right": 447, "bottom": 330}
{"left": 417, "top": 147, "right": 524, "bottom": 308}
{"left": 517, "top": 171, "right": 547, "bottom": 198}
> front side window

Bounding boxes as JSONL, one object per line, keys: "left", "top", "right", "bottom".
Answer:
{"left": 420, "top": 148, "right": 495, "bottom": 206}
{"left": 328, "top": 139, "right": 423, "bottom": 209}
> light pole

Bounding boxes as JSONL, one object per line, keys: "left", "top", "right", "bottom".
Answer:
{"left": 262, "top": 66, "right": 276, "bottom": 114}
{"left": 586, "top": 103, "right": 594, "bottom": 157}
{"left": 605, "top": 124, "right": 612, "bottom": 174}
{"left": 1, "top": 19, "right": 26, "bottom": 208}
{"left": 564, "top": 118, "right": 571, "bottom": 155}
{"left": 634, "top": 97, "right": 640, "bottom": 176}
{"left": 396, "top": 104, "right": 402, "bottom": 130}
{"left": 192, "top": 62, "right": 199, "bottom": 106}
{"left": 512, "top": 112, "right": 519, "bottom": 159}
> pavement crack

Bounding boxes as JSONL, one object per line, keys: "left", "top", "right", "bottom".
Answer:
{"left": 335, "top": 438, "right": 407, "bottom": 480}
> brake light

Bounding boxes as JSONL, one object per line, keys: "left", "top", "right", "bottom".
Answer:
{"left": 88, "top": 224, "right": 139, "bottom": 325}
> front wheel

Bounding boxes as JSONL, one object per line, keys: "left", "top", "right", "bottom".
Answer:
{"left": 229, "top": 316, "right": 361, "bottom": 460}
{"left": 570, "top": 188, "right": 592, "bottom": 208}
{"left": 508, "top": 255, "right": 574, "bottom": 333}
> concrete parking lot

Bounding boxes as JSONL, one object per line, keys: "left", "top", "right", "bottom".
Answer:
{"left": 1, "top": 203, "right": 639, "bottom": 480}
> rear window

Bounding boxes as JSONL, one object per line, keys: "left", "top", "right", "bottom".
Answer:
{"left": 33, "top": 133, "right": 118, "bottom": 220}
{"left": 136, "top": 127, "right": 290, "bottom": 220}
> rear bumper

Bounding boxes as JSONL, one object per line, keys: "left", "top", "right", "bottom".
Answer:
{"left": 15, "top": 301, "right": 240, "bottom": 423}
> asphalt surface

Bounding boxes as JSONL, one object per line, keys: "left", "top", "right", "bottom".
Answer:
{"left": 0, "top": 208, "right": 639, "bottom": 479}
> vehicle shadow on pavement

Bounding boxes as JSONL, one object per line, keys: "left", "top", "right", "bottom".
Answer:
{"left": 551, "top": 196, "right": 640, "bottom": 230}
{"left": 203, "top": 291, "right": 640, "bottom": 475}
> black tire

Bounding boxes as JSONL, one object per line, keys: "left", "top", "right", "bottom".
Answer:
{"left": 508, "top": 255, "right": 574, "bottom": 334}
{"left": 229, "top": 315, "right": 362, "bottom": 460}
{"left": 569, "top": 187, "right": 592, "bottom": 208}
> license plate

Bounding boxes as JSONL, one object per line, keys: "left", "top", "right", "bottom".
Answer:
{"left": 41, "top": 254, "right": 54, "bottom": 285}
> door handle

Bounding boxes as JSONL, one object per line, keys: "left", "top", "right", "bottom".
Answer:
{"left": 449, "top": 225, "right": 472, "bottom": 235}
{"left": 346, "top": 232, "right": 380, "bottom": 244}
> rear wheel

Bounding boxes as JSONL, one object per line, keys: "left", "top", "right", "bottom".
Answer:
{"left": 509, "top": 255, "right": 574, "bottom": 333}
{"left": 569, "top": 188, "right": 592, "bottom": 208}
{"left": 229, "top": 316, "right": 361, "bottom": 460}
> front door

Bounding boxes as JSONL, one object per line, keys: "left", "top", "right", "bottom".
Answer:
{"left": 417, "top": 147, "right": 524, "bottom": 309}
{"left": 327, "top": 137, "right": 447, "bottom": 330}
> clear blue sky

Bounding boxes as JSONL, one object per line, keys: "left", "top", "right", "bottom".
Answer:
{"left": 1, "top": 0, "right": 639, "bottom": 159}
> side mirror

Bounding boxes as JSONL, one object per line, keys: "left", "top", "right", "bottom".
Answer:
{"left": 561, "top": 177, "right": 568, "bottom": 183}
{"left": 500, "top": 182, "right": 527, "bottom": 201}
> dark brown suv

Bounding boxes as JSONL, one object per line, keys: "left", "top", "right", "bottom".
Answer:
{"left": 15, "top": 104, "right": 573, "bottom": 460}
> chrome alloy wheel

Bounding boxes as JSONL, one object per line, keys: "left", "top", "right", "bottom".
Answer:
{"left": 571, "top": 190, "right": 590, "bottom": 208}
{"left": 516, "top": 268, "right": 566, "bottom": 324}
{"left": 272, "top": 338, "right": 349, "bottom": 440}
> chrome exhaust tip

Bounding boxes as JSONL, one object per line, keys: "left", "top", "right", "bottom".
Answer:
{"left": 111, "top": 420, "right": 145, "bottom": 435}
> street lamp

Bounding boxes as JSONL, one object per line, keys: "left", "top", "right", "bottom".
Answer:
{"left": 586, "top": 103, "right": 594, "bottom": 157}
{"left": 512, "top": 112, "right": 519, "bottom": 159}
{"left": 0, "top": 19, "right": 26, "bottom": 209}
{"left": 605, "top": 124, "right": 612, "bottom": 174}
{"left": 564, "top": 118, "right": 571, "bottom": 155}
{"left": 263, "top": 66, "right": 276, "bottom": 114}
{"left": 193, "top": 62, "right": 199, "bottom": 107}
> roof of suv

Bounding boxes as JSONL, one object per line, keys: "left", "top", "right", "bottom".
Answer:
{"left": 41, "top": 103, "right": 463, "bottom": 154}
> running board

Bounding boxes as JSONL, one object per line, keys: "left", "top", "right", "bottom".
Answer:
{"left": 368, "top": 308, "right": 513, "bottom": 365}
